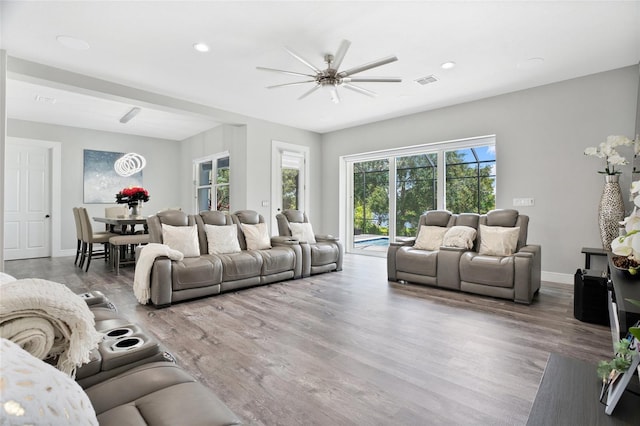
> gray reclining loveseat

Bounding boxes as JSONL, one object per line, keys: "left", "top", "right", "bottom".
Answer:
{"left": 387, "top": 209, "right": 541, "bottom": 304}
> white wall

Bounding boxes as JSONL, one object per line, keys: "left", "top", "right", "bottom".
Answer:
{"left": 7, "top": 119, "right": 181, "bottom": 252}
{"left": 321, "top": 66, "right": 640, "bottom": 279}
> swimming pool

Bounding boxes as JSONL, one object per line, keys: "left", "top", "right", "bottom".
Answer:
{"left": 354, "top": 237, "right": 390, "bottom": 247}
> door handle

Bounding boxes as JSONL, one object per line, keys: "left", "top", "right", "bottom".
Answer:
{"left": 45, "top": 214, "right": 51, "bottom": 218}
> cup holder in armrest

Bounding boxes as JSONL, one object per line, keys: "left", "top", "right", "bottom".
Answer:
{"left": 105, "top": 327, "right": 133, "bottom": 339}
{"left": 110, "top": 337, "right": 144, "bottom": 351}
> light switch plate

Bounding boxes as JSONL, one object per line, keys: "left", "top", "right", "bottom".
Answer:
{"left": 513, "top": 197, "right": 535, "bottom": 207}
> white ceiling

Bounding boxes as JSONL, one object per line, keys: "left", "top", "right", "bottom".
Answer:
{"left": 2, "top": 1, "right": 639, "bottom": 139}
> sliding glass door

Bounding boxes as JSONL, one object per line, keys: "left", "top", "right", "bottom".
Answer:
{"left": 346, "top": 137, "right": 495, "bottom": 255}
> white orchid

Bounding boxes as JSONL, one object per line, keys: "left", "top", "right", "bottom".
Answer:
{"left": 584, "top": 135, "right": 635, "bottom": 175}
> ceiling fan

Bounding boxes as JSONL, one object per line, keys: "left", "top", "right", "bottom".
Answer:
{"left": 257, "top": 40, "right": 401, "bottom": 104}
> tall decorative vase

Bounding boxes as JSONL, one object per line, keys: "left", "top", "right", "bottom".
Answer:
{"left": 598, "top": 174, "right": 625, "bottom": 250}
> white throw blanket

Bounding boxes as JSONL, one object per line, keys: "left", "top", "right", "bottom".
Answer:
{"left": 134, "top": 243, "right": 184, "bottom": 305}
{"left": 0, "top": 279, "right": 103, "bottom": 377}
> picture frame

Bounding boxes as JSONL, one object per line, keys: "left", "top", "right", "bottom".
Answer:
{"left": 83, "top": 149, "right": 143, "bottom": 203}
{"left": 601, "top": 331, "right": 640, "bottom": 415}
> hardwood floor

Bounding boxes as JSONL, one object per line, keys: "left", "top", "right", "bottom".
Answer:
{"left": 4, "top": 255, "right": 612, "bottom": 425}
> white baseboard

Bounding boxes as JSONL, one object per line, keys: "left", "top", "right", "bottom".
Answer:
{"left": 542, "top": 271, "right": 573, "bottom": 285}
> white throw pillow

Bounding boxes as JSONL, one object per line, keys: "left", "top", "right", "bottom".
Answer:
{"left": 442, "top": 226, "right": 477, "bottom": 249}
{"left": 205, "top": 224, "right": 241, "bottom": 254}
{"left": 0, "top": 338, "right": 99, "bottom": 425}
{"left": 161, "top": 224, "right": 200, "bottom": 257}
{"left": 289, "top": 222, "right": 317, "bottom": 243}
{"left": 414, "top": 225, "right": 449, "bottom": 250}
{"left": 240, "top": 223, "right": 272, "bottom": 250}
{"left": 478, "top": 225, "right": 520, "bottom": 256}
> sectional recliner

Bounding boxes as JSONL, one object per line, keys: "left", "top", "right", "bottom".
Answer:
{"left": 145, "top": 209, "right": 304, "bottom": 307}
{"left": 387, "top": 209, "right": 541, "bottom": 304}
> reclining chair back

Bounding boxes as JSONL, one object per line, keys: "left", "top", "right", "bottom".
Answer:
{"left": 276, "top": 209, "right": 309, "bottom": 237}
{"left": 196, "top": 211, "right": 234, "bottom": 254}
{"left": 232, "top": 210, "right": 267, "bottom": 250}
{"left": 478, "top": 209, "right": 528, "bottom": 252}
{"left": 147, "top": 210, "right": 195, "bottom": 244}
{"left": 415, "top": 210, "right": 455, "bottom": 236}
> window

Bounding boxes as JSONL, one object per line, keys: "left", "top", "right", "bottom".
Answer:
{"left": 346, "top": 136, "right": 495, "bottom": 254}
{"left": 194, "top": 153, "right": 230, "bottom": 212}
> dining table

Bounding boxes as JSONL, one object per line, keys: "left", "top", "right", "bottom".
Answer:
{"left": 93, "top": 216, "right": 149, "bottom": 234}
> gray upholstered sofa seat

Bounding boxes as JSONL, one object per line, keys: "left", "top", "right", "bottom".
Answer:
{"left": 276, "top": 209, "right": 343, "bottom": 277}
{"left": 387, "top": 209, "right": 541, "bottom": 304}
{"left": 144, "top": 210, "right": 302, "bottom": 307}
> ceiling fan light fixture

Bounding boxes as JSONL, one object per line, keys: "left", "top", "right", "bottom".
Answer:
{"left": 321, "top": 82, "right": 340, "bottom": 104}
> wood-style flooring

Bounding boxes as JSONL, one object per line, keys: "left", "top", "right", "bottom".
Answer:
{"left": 4, "top": 255, "right": 612, "bottom": 425}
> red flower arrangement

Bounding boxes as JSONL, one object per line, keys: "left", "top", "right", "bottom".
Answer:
{"left": 116, "top": 186, "right": 150, "bottom": 207}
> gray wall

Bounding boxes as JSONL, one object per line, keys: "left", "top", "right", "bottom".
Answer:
{"left": 321, "top": 66, "right": 639, "bottom": 280}
{"left": 7, "top": 119, "right": 181, "bottom": 252}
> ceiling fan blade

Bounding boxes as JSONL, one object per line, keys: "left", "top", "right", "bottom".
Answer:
{"left": 343, "top": 83, "right": 378, "bottom": 98}
{"left": 256, "top": 66, "right": 316, "bottom": 78}
{"left": 267, "top": 80, "right": 317, "bottom": 89}
{"left": 342, "top": 76, "right": 402, "bottom": 83}
{"left": 285, "top": 47, "right": 322, "bottom": 73}
{"left": 298, "top": 84, "right": 321, "bottom": 100}
{"left": 338, "top": 55, "right": 398, "bottom": 77}
{"left": 332, "top": 39, "right": 351, "bottom": 70}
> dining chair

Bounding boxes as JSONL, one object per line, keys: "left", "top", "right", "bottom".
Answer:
{"left": 105, "top": 205, "right": 128, "bottom": 233}
{"left": 72, "top": 207, "right": 83, "bottom": 266}
{"left": 78, "top": 207, "right": 117, "bottom": 272}
{"left": 109, "top": 233, "right": 150, "bottom": 274}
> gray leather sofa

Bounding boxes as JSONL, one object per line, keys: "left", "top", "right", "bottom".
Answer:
{"left": 145, "top": 210, "right": 302, "bottom": 307}
{"left": 276, "top": 209, "right": 343, "bottom": 276}
{"left": 387, "top": 209, "right": 541, "bottom": 304}
{"left": 80, "top": 293, "right": 241, "bottom": 425}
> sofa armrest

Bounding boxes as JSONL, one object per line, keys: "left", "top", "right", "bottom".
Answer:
{"left": 392, "top": 237, "right": 415, "bottom": 247}
{"left": 149, "top": 258, "right": 173, "bottom": 307}
{"left": 438, "top": 246, "right": 469, "bottom": 290}
{"left": 513, "top": 244, "right": 541, "bottom": 304}
{"left": 315, "top": 234, "right": 338, "bottom": 242}
{"left": 271, "top": 236, "right": 300, "bottom": 246}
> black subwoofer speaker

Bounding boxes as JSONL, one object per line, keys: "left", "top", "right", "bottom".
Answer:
{"left": 573, "top": 268, "right": 609, "bottom": 326}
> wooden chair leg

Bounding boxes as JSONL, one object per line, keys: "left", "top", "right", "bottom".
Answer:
{"left": 114, "top": 245, "right": 121, "bottom": 275}
{"left": 85, "top": 243, "right": 93, "bottom": 272}
{"left": 79, "top": 242, "right": 87, "bottom": 268}
{"left": 74, "top": 239, "right": 81, "bottom": 265}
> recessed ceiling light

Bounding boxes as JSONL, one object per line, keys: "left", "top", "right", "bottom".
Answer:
{"left": 441, "top": 61, "right": 456, "bottom": 70}
{"left": 56, "top": 35, "right": 90, "bottom": 50}
{"left": 193, "top": 43, "right": 210, "bottom": 53}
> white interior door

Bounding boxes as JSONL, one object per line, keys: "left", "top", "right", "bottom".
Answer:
{"left": 4, "top": 143, "right": 51, "bottom": 260}
{"left": 271, "top": 141, "right": 309, "bottom": 233}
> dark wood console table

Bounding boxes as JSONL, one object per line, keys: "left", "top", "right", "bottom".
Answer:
{"left": 607, "top": 256, "right": 640, "bottom": 341}
{"left": 527, "top": 354, "right": 640, "bottom": 425}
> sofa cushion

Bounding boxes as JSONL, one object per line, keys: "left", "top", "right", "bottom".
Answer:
{"left": 460, "top": 253, "right": 515, "bottom": 288}
{"left": 205, "top": 224, "right": 241, "bottom": 254}
{"left": 479, "top": 225, "right": 520, "bottom": 256}
{"left": 161, "top": 224, "right": 200, "bottom": 257}
{"left": 442, "top": 226, "right": 477, "bottom": 249}
{"left": 171, "top": 256, "right": 223, "bottom": 290}
{"left": 241, "top": 223, "right": 271, "bottom": 250}
{"left": 216, "top": 251, "right": 263, "bottom": 281}
{"left": 396, "top": 246, "right": 438, "bottom": 276}
{"left": 289, "top": 222, "right": 316, "bottom": 244}
{"left": 414, "top": 225, "right": 448, "bottom": 250}
{"left": 258, "top": 246, "right": 296, "bottom": 275}
{"left": 310, "top": 242, "right": 340, "bottom": 266}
